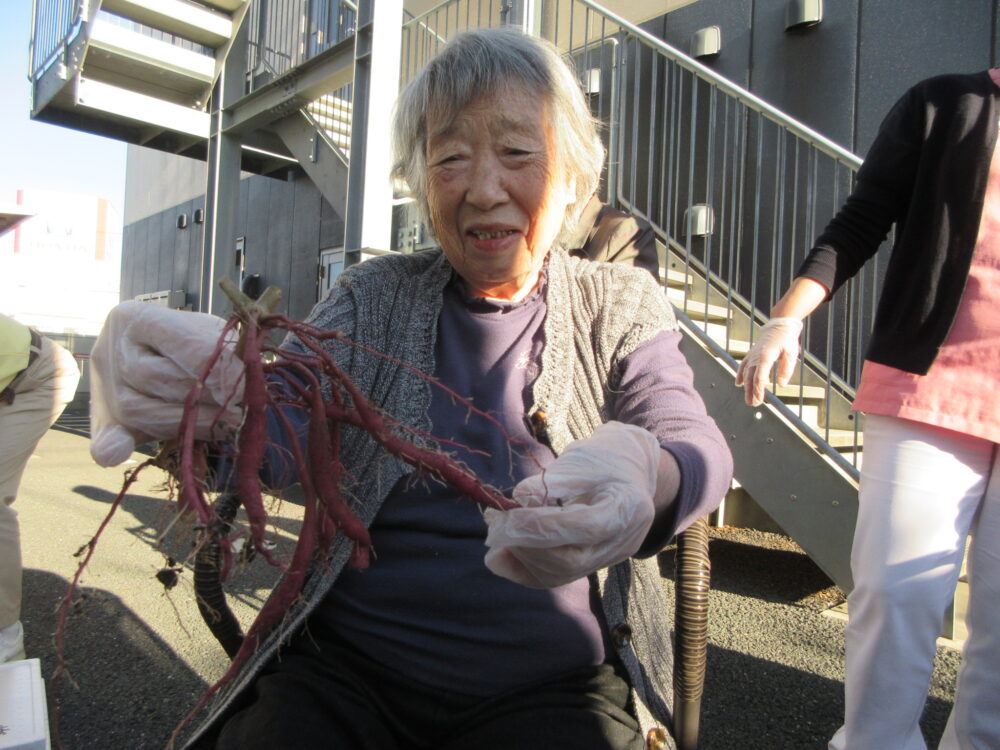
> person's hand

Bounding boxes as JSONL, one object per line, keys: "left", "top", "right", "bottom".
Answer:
{"left": 89, "top": 301, "right": 245, "bottom": 467}
{"left": 734, "top": 318, "right": 803, "bottom": 407}
{"left": 483, "top": 421, "right": 660, "bottom": 588}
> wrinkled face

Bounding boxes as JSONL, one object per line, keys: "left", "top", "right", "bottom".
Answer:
{"left": 425, "top": 85, "right": 575, "bottom": 301}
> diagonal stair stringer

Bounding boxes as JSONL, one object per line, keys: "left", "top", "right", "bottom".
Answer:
{"left": 676, "top": 313, "right": 859, "bottom": 594}
{"left": 271, "top": 109, "right": 350, "bottom": 215}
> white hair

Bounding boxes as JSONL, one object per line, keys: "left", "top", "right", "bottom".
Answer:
{"left": 391, "top": 27, "right": 605, "bottom": 242}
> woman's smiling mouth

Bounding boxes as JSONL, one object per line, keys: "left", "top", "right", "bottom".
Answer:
{"left": 468, "top": 229, "right": 518, "bottom": 240}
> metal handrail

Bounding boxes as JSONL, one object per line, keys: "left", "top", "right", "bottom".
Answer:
{"left": 574, "top": 0, "right": 862, "bottom": 171}
{"left": 29, "top": 0, "right": 84, "bottom": 81}
{"left": 245, "top": 0, "right": 358, "bottom": 94}
{"left": 604, "top": 23, "right": 874, "bottom": 473}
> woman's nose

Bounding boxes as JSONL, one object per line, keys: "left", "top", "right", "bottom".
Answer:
{"left": 465, "top": 156, "right": 509, "bottom": 209}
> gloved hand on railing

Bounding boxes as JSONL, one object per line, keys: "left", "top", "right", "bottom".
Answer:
{"left": 90, "top": 301, "right": 245, "bottom": 467}
{"left": 483, "top": 421, "right": 661, "bottom": 589}
{"left": 734, "top": 317, "right": 803, "bottom": 407}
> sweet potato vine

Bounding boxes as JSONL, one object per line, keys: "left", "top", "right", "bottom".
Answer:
{"left": 53, "top": 278, "right": 521, "bottom": 750}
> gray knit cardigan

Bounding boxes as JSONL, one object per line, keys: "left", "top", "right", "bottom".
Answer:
{"left": 183, "top": 247, "right": 680, "bottom": 748}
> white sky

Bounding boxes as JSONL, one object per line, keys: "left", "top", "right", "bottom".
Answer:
{"left": 1, "top": 2, "right": 127, "bottom": 215}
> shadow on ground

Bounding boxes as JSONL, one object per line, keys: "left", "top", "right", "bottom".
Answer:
{"left": 23, "top": 569, "right": 210, "bottom": 750}
{"left": 69, "top": 483, "right": 295, "bottom": 616}
{"left": 660, "top": 528, "right": 959, "bottom": 749}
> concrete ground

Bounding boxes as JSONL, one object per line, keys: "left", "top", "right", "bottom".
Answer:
{"left": 15, "top": 408, "right": 961, "bottom": 749}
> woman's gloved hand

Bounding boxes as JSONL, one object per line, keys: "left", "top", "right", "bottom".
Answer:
{"left": 89, "top": 301, "right": 245, "bottom": 467}
{"left": 483, "top": 421, "right": 661, "bottom": 589}
{"left": 734, "top": 317, "right": 803, "bottom": 407}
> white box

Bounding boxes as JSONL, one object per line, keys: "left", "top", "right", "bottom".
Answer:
{"left": 0, "top": 659, "right": 49, "bottom": 750}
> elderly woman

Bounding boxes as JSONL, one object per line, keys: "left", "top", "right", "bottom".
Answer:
{"left": 92, "top": 27, "right": 731, "bottom": 750}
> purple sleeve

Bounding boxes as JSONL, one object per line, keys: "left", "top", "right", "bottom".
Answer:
{"left": 611, "top": 330, "right": 733, "bottom": 556}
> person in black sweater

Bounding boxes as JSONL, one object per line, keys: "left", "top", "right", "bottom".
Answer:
{"left": 737, "top": 70, "right": 1000, "bottom": 750}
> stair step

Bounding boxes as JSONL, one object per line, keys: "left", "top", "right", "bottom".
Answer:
{"left": 192, "top": 0, "right": 248, "bottom": 11}
{"left": 75, "top": 77, "right": 210, "bottom": 137}
{"left": 661, "top": 266, "right": 694, "bottom": 288}
{"left": 307, "top": 103, "right": 353, "bottom": 133}
{"left": 100, "top": 0, "right": 233, "bottom": 48}
{"left": 778, "top": 402, "right": 821, "bottom": 425}
{"left": 818, "top": 427, "right": 864, "bottom": 450}
{"left": 315, "top": 126, "right": 351, "bottom": 150}
{"left": 308, "top": 94, "right": 352, "bottom": 115}
{"left": 87, "top": 18, "right": 215, "bottom": 103}
{"left": 666, "top": 288, "right": 729, "bottom": 321}
{"left": 787, "top": 415, "right": 864, "bottom": 451}
{"left": 772, "top": 383, "right": 828, "bottom": 400}
{"left": 685, "top": 319, "right": 751, "bottom": 356}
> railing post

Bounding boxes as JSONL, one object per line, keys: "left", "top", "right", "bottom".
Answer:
{"left": 343, "top": 0, "right": 403, "bottom": 265}
{"left": 201, "top": 13, "right": 249, "bottom": 314}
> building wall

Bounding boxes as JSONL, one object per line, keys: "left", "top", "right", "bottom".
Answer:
{"left": 2, "top": 187, "right": 123, "bottom": 336}
{"left": 121, "top": 147, "right": 342, "bottom": 322}
{"left": 656, "top": 0, "right": 998, "bottom": 157}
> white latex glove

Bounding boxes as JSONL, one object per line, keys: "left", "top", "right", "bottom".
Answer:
{"left": 483, "top": 421, "right": 660, "bottom": 589}
{"left": 734, "top": 317, "right": 803, "bottom": 407}
{"left": 90, "top": 301, "right": 245, "bottom": 467}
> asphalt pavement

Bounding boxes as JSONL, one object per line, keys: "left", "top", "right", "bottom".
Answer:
{"left": 15, "top": 408, "right": 961, "bottom": 750}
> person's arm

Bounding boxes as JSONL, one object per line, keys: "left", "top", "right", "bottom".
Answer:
{"left": 733, "top": 277, "right": 830, "bottom": 407}
{"left": 483, "top": 328, "right": 733, "bottom": 588}
{"left": 610, "top": 330, "right": 733, "bottom": 556}
{"left": 733, "top": 83, "right": 927, "bottom": 407}
{"left": 770, "top": 276, "right": 830, "bottom": 319}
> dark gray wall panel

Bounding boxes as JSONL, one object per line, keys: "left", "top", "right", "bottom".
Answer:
{"left": 319, "top": 195, "right": 345, "bottom": 249}
{"left": 157, "top": 204, "right": 177, "bottom": 295}
{"left": 264, "top": 177, "right": 294, "bottom": 309}
{"left": 856, "top": 0, "right": 995, "bottom": 153}
{"left": 123, "top": 145, "right": 207, "bottom": 225}
{"left": 121, "top": 144, "right": 341, "bottom": 313}
{"left": 144, "top": 212, "right": 162, "bottom": 294}
{"left": 172, "top": 199, "right": 193, "bottom": 296}
{"left": 238, "top": 176, "right": 251, "bottom": 243}
{"left": 243, "top": 177, "right": 272, "bottom": 289}
{"left": 749, "top": 0, "right": 859, "bottom": 149}
{"left": 290, "top": 176, "right": 324, "bottom": 320}
{"left": 119, "top": 223, "right": 132, "bottom": 302}
{"left": 185, "top": 197, "right": 204, "bottom": 309}
{"left": 994, "top": 3, "right": 1000, "bottom": 66}
{"left": 659, "top": 0, "right": 753, "bottom": 88}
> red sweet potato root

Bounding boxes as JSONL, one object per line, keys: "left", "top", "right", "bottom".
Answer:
{"left": 54, "top": 280, "right": 523, "bottom": 750}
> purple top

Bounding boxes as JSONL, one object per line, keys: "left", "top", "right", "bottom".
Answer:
{"left": 315, "top": 273, "right": 720, "bottom": 695}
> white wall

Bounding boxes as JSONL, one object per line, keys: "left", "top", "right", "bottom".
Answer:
{"left": 0, "top": 187, "right": 123, "bottom": 335}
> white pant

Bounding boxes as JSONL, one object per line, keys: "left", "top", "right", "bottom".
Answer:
{"left": 0, "top": 336, "right": 80, "bottom": 629}
{"left": 829, "top": 415, "right": 1000, "bottom": 750}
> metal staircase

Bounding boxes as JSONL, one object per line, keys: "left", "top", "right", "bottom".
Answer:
{"left": 28, "top": 0, "right": 359, "bottom": 185}
{"left": 29, "top": 0, "right": 881, "bottom": 598}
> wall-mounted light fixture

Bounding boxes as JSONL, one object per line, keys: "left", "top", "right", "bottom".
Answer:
{"left": 193, "top": 208, "right": 204, "bottom": 224}
{"left": 176, "top": 213, "right": 188, "bottom": 229}
{"left": 690, "top": 26, "right": 721, "bottom": 58}
{"left": 785, "top": 0, "right": 822, "bottom": 31}
{"left": 582, "top": 68, "right": 601, "bottom": 95}
{"left": 685, "top": 204, "right": 715, "bottom": 237}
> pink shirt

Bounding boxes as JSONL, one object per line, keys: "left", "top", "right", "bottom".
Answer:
{"left": 852, "top": 69, "right": 1000, "bottom": 443}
